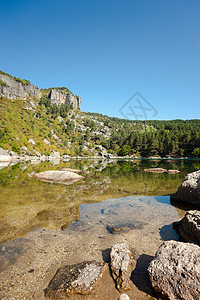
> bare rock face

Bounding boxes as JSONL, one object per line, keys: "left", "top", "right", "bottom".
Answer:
{"left": 171, "top": 170, "right": 200, "bottom": 206}
{"left": 47, "top": 88, "right": 81, "bottom": 109}
{"left": 34, "top": 170, "right": 84, "bottom": 184}
{"left": 173, "top": 210, "right": 200, "bottom": 245}
{"left": 110, "top": 243, "right": 132, "bottom": 292}
{"left": 0, "top": 147, "right": 11, "bottom": 162}
{"left": 0, "top": 73, "right": 41, "bottom": 100}
{"left": 148, "top": 241, "right": 200, "bottom": 300}
{"left": 44, "top": 261, "right": 106, "bottom": 298}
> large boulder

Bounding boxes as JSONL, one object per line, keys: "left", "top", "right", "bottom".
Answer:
{"left": 148, "top": 240, "right": 200, "bottom": 300}
{"left": 173, "top": 210, "right": 200, "bottom": 245}
{"left": 110, "top": 243, "right": 132, "bottom": 292}
{"left": 0, "top": 147, "right": 11, "bottom": 162}
{"left": 44, "top": 261, "right": 106, "bottom": 298}
{"left": 171, "top": 170, "right": 200, "bottom": 206}
{"left": 34, "top": 170, "right": 84, "bottom": 184}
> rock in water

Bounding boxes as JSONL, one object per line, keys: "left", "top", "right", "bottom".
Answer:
{"left": 171, "top": 170, "right": 200, "bottom": 206}
{"left": 148, "top": 241, "right": 200, "bottom": 300}
{"left": 143, "top": 168, "right": 167, "bottom": 173}
{"left": 44, "top": 261, "right": 106, "bottom": 298}
{"left": 117, "top": 294, "right": 130, "bottom": 300}
{"left": 34, "top": 170, "right": 84, "bottom": 184}
{"left": 173, "top": 210, "right": 200, "bottom": 246}
{"left": 110, "top": 243, "right": 132, "bottom": 291}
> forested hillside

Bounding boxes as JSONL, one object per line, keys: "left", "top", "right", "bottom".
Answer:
{"left": 0, "top": 96, "right": 199, "bottom": 158}
{"left": 86, "top": 113, "right": 200, "bottom": 158}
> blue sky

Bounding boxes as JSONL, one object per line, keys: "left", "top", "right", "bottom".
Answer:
{"left": 0, "top": 0, "right": 199, "bottom": 120}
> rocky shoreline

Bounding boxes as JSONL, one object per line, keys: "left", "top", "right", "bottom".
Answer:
{"left": 0, "top": 159, "right": 200, "bottom": 299}
{"left": 1, "top": 147, "right": 197, "bottom": 167}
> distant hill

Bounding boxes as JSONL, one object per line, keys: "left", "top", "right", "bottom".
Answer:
{"left": 0, "top": 71, "right": 199, "bottom": 158}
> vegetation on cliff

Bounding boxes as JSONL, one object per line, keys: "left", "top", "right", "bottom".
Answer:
{"left": 0, "top": 93, "right": 199, "bottom": 158}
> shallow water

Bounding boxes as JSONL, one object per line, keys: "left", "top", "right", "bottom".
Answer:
{"left": 0, "top": 158, "right": 199, "bottom": 244}
{"left": 0, "top": 159, "right": 199, "bottom": 299}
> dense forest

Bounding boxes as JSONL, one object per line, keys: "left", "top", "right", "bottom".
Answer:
{"left": 86, "top": 113, "right": 200, "bottom": 158}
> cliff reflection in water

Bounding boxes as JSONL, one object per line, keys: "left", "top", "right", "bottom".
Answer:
{"left": 0, "top": 158, "right": 199, "bottom": 244}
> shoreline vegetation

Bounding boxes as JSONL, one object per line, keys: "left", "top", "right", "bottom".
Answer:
{"left": 1, "top": 71, "right": 200, "bottom": 299}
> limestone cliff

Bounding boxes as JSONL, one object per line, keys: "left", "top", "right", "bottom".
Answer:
{"left": 0, "top": 72, "right": 41, "bottom": 100}
{"left": 46, "top": 89, "right": 81, "bottom": 109}
{"left": 0, "top": 71, "right": 81, "bottom": 110}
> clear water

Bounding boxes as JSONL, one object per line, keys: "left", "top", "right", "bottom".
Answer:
{"left": 0, "top": 158, "right": 199, "bottom": 244}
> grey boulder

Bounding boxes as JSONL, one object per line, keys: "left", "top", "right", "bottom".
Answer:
{"left": 148, "top": 240, "right": 200, "bottom": 300}
{"left": 44, "top": 261, "right": 106, "bottom": 298}
{"left": 34, "top": 170, "right": 84, "bottom": 184}
{"left": 173, "top": 210, "right": 200, "bottom": 246}
{"left": 171, "top": 170, "right": 200, "bottom": 206}
{"left": 110, "top": 243, "right": 132, "bottom": 292}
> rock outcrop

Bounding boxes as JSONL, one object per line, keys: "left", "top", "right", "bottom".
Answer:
{"left": 110, "top": 243, "right": 132, "bottom": 292}
{"left": 0, "top": 147, "right": 12, "bottom": 162}
{"left": 0, "top": 72, "right": 41, "bottom": 100}
{"left": 47, "top": 88, "right": 81, "bottom": 109}
{"left": 34, "top": 170, "right": 84, "bottom": 184}
{"left": 0, "top": 71, "right": 81, "bottom": 110}
{"left": 148, "top": 240, "right": 200, "bottom": 300}
{"left": 171, "top": 170, "right": 200, "bottom": 206}
{"left": 173, "top": 210, "right": 200, "bottom": 245}
{"left": 44, "top": 261, "right": 106, "bottom": 298}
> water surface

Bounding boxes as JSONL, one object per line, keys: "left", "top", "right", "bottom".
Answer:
{"left": 0, "top": 158, "right": 199, "bottom": 244}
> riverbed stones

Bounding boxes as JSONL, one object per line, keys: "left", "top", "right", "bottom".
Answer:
{"left": 44, "top": 261, "right": 107, "bottom": 298}
{"left": 148, "top": 240, "right": 200, "bottom": 300}
{"left": 171, "top": 170, "right": 200, "bottom": 206}
{"left": 173, "top": 210, "right": 200, "bottom": 245}
{"left": 34, "top": 170, "right": 84, "bottom": 184}
{"left": 110, "top": 243, "right": 132, "bottom": 291}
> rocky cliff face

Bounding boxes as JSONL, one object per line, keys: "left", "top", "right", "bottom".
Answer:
{"left": 0, "top": 71, "right": 81, "bottom": 110}
{"left": 47, "top": 89, "right": 81, "bottom": 109}
{"left": 0, "top": 73, "right": 41, "bottom": 100}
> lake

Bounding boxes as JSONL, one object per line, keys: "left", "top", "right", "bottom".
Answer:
{"left": 0, "top": 158, "right": 199, "bottom": 244}
{"left": 0, "top": 158, "right": 199, "bottom": 299}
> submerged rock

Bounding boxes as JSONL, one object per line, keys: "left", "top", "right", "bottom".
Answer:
{"left": 144, "top": 168, "right": 179, "bottom": 174}
{"left": 34, "top": 170, "right": 84, "bottom": 184}
{"left": 44, "top": 260, "right": 106, "bottom": 298}
{"left": 110, "top": 243, "right": 132, "bottom": 291}
{"left": 173, "top": 210, "right": 200, "bottom": 245}
{"left": 171, "top": 170, "right": 200, "bottom": 206}
{"left": 148, "top": 240, "right": 200, "bottom": 300}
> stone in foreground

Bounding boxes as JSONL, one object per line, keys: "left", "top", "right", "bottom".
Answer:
{"left": 148, "top": 240, "right": 200, "bottom": 300}
{"left": 110, "top": 243, "right": 132, "bottom": 292}
{"left": 34, "top": 170, "right": 84, "bottom": 184}
{"left": 44, "top": 261, "right": 106, "bottom": 298}
{"left": 171, "top": 170, "right": 200, "bottom": 206}
{"left": 173, "top": 210, "right": 200, "bottom": 246}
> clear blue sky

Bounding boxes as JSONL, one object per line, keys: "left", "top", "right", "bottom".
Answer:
{"left": 0, "top": 0, "right": 199, "bottom": 120}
